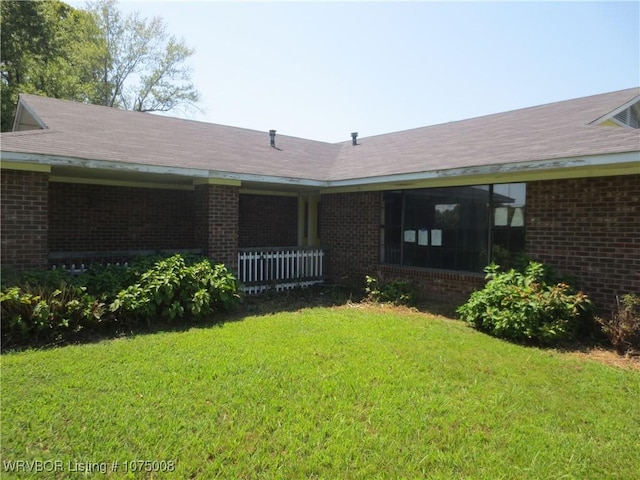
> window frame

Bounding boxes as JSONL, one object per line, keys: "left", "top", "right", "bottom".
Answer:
{"left": 380, "top": 183, "right": 526, "bottom": 273}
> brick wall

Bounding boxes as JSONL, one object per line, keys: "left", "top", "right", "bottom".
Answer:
{"left": 1, "top": 169, "right": 49, "bottom": 269}
{"left": 377, "top": 265, "right": 485, "bottom": 307}
{"left": 239, "top": 194, "right": 298, "bottom": 247}
{"left": 195, "top": 184, "right": 239, "bottom": 269}
{"left": 319, "top": 175, "right": 640, "bottom": 310}
{"left": 49, "top": 182, "right": 198, "bottom": 252}
{"left": 526, "top": 174, "right": 640, "bottom": 311}
{"left": 319, "top": 191, "right": 380, "bottom": 286}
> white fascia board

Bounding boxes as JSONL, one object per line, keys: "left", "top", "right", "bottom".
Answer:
{"left": 323, "top": 151, "right": 640, "bottom": 191}
{"left": 206, "top": 170, "right": 326, "bottom": 188}
{"left": 1, "top": 151, "right": 212, "bottom": 178}
{"left": 0, "top": 151, "right": 327, "bottom": 187}
{"left": 239, "top": 189, "right": 300, "bottom": 197}
{"left": 2, "top": 150, "right": 637, "bottom": 192}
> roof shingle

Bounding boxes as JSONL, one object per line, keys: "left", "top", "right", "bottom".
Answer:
{"left": 1, "top": 88, "right": 638, "bottom": 183}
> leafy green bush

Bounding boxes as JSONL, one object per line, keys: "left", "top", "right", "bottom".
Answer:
{"left": 4, "top": 267, "right": 76, "bottom": 289}
{"left": 1, "top": 254, "right": 240, "bottom": 347}
{"left": 457, "top": 262, "right": 592, "bottom": 344}
{"left": 110, "top": 255, "right": 240, "bottom": 325}
{"left": 596, "top": 294, "right": 640, "bottom": 355}
{"left": 1, "top": 283, "right": 104, "bottom": 347}
{"left": 364, "top": 275, "right": 415, "bottom": 306}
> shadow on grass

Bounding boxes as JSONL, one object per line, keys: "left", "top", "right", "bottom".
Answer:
{"left": 4, "top": 285, "right": 631, "bottom": 371}
{"left": 1, "top": 285, "right": 358, "bottom": 353}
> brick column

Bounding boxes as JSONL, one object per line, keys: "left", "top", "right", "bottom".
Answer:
{"left": 195, "top": 183, "right": 240, "bottom": 270}
{"left": 1, "top": 169, "right": 49, "bottom": 270}
{"left": 319, "top": 191, "right": 381, "bottom": 286}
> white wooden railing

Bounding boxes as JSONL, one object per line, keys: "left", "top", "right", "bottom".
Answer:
{"left": 238, "top": 247, "right": 326, "bottom": 294}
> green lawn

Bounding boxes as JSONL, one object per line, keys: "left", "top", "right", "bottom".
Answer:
{"left": 2, "top": 305, "right": 639, "bottom": 479}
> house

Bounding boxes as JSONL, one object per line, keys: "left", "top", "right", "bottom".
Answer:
{"left": 1, "top": 88, "right": 639, "bottom": 309}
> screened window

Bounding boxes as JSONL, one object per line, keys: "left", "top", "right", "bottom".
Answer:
{"left": 381, "top": 184, "right": 526, "bottom": 272}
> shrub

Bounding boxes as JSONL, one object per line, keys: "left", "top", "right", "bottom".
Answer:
{"left": 1, "top": 254, "right": 240, "bottom": 347}
{"left": 110, "top": 255, "right": 239, "bottom": 325}
{"left": 457, "top": 262, "right": 592, "bottom": 344}
{"left": 5, "top": 267, "right": 77, "bottom": 289}
{"left": 78, "top": 256, "right": 175, "bottom": 300}
{"left": 364, "top": 275, "right": 415, "bottom": 306}
{"left": 0, "top": 283, "right": 105, "bottom": 347}
{"left": 596, "top": 294, "right": 640, "bottom": 355}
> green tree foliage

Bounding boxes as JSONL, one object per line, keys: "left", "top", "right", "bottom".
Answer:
{"left": 1, "top": 0, "right": 200, "bottom": 132}
{"left": 88, "top": 0, "right": 200, "bottom": 113}
{"left": 0, "top": 0, "right": 104, "bottom": 131}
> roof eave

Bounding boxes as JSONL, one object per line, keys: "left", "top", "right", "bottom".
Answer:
{"left": 0, "top": 151, "right": 328, "bottom": 189}
{"left": 2, "top": 149, "right": 637, "bottom": 193}
{"left": 322, "top": 151, "right": 640, "bottom": 193}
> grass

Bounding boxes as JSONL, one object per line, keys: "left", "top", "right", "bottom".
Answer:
{"left": 2, "top": 303, "right": 639, "bottom": 479}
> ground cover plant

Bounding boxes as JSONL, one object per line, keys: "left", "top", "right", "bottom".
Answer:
{"left": 0, "top": 254, "right": 239, "bottom": 348}
{"left": 364, "top": 275, "right": 415, "bottom": 306}
{"left": 2, "top": 305, "right": 638, "bottom": 479}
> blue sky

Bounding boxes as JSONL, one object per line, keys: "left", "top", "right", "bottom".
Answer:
{"left": 75, "top": 1, "right": 639, "bottom": 143}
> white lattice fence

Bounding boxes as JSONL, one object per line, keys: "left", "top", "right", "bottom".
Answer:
{"left": 238, "top": 247, "right": 326, "bottom": 294}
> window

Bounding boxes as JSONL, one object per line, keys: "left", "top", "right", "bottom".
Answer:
{"left": 491, "top": 183, "right": 526, "bottom": 268}
{"left": 381, "top": 183, "right": 526, "bottom": 272}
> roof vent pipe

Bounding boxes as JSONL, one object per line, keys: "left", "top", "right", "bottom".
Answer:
{"left": 351, "top": 132, "right": 358, "bottom": 146}
{"left": 269, "top": 129, "right": 276, "bottom": 148}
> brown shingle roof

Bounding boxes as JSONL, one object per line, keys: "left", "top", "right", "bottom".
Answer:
{"left": 329, "top": 88, "right": 640, "bottom": 181}
{"left": 2, "top": 95, "right": 339, "bottom": 181}
{"left": 1, "top": 88, "right": 638, "bottom": 184}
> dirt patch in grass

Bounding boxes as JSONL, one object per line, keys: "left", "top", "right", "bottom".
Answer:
{"left": 563, "top": 347, "right": 640, "bottom": 371}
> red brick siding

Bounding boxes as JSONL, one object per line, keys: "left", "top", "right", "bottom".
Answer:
{"left": 49, "top": 183, "right": 197, "bottom": 252}
{"left": 1, "top": 169, "right": 49, "bottom": 269}
{"left": 377, "top": 265, "right": 486, "bottom": 307}
{"left": 319, "top": 191, "right": 380, "bottom": 286}
{"left": 526, "top": 174, "right": 640, "bottom": 310}
{"left": 239, "top": 194, "right": 298, "bottom": 248}
{"left": 320, "top": 175, "right": 640, "bottom": 309}
{"left": 320, "top": 190, "right": 486, "bottom": 304}
{"left": 195, "top": 184, "right": 239, "bottom": 269}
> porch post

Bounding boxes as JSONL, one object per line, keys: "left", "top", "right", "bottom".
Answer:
{"left": 297, "top": 195, "right": 307, "bottom": 246}
{"left": 195, "top": 181, "right": 240, "bottom": 271}
{"left": 297, "top": 193, "right": 320, "bottom": 247}
{"left": 307, "top": 194, "right": 320, "bottom": 247}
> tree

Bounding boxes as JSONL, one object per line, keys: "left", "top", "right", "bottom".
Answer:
{"left": 0, "top": 0, "right": 104, "bottom": 131}
{"left": 88, "top": 0, "right": 200, "bottom": 113}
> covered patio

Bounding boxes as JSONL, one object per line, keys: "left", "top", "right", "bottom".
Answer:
{"left": 2, "top": 164, "right": 326, "bottom": 293}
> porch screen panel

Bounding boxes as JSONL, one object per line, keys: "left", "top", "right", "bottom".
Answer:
{"left": 381, "top": 184, "right": 525, "bottom": 273}
{"left": 402, "top": 186, "right": 489, "bottom": 272}
{"left": 491, "top": 183, "right": 526, "bottom": 268}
